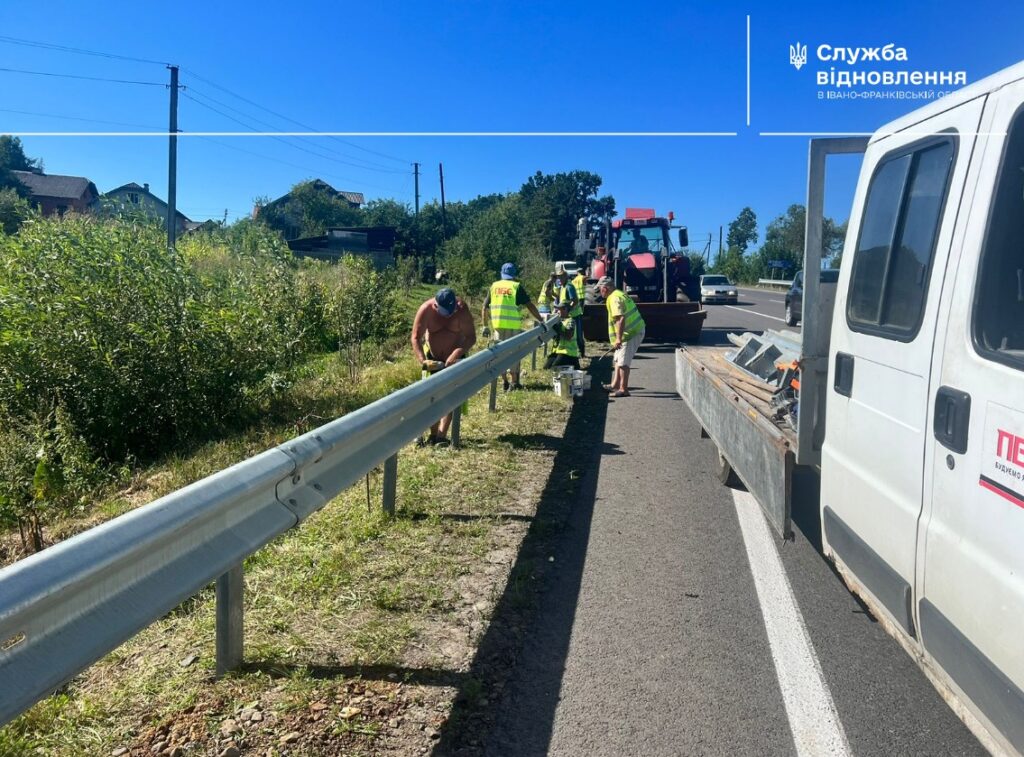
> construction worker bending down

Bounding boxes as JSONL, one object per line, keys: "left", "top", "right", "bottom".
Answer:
{"left": 482, "top": 262, "right": 543, "bottom": 391}
{"left": 553, "top": 262, "right": 586, "bottom": 358}
{"left": 543, "top": 300, "right": 581, "bottom": 370}
{"left": 411, "top": 287, "right": 476, "bottom": 445}
{"left": 596, "top": 276, "right": 645, "bottom": 397}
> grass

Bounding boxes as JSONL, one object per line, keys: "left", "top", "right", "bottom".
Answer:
{"left": 0, "top": 335, "right": 579, "bottom": 756}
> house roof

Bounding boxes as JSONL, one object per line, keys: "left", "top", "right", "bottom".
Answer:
{"left": 102, "top": 182, "right": 192, "bottom": 222}
{"left": 12, "top": 170, "right": 98, "bottom": 200}
{"left": 262, "top": 180, "right": 365, "bottom": 210}
{"left": 106, "top": 182, "right": 147, "bottom": 194}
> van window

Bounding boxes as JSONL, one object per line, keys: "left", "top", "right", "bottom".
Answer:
{"left": 974, "top": 108, "right": 1024, "bottom": 371}
{"left": 847, "top": 139, "right": 955, "bottom": 340}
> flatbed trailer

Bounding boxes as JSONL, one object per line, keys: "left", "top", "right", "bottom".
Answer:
{"left": 675, "top": 345, "right": 798, "bottom": 537}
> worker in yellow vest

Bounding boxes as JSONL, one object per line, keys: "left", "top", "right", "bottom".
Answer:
{"left": 537, "top": 276, "right": 555, "bottom": 318}
{"left": 553, "top": 262, "right": 587, "bottom": 358}
{"left": 481, "top": 262, "right": 543, "bottom": 391}
{"left": 543, "top": 300, "right": 581, "bottom": 370}
{"left": 596, "top": 276, "right": 645, "bottom": 397}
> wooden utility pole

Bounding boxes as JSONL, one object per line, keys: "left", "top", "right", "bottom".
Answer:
{"left": 167, "top": 65, "right": 179, "bottom": 251}
{"left": 718, "top": 225, "right": 723, "bottom": 264}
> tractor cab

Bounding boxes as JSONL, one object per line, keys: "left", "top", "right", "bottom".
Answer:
{"left": 612, "top": 208, "right": 673, "bottom": 302}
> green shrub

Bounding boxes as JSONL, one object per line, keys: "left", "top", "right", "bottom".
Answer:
{"left": 0, "top": 216, "right": 413, "bottom": 549}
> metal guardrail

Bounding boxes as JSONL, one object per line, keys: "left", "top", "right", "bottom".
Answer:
{"left": 757, "top": 278, "right": 793, "bottom": 288}
{"left": 0, "top": 317, "right": 559, "bottom": 727}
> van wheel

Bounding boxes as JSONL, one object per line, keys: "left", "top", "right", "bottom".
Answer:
{"left": 716, "top": 447, "right": 739, "bottom": 486}
{"left": 785, "top": 302, "right": 799, "bottom": 327}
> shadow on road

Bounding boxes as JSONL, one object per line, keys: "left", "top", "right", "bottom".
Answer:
{"left": 433, "top": 358, "right": 613, "bottom": 756}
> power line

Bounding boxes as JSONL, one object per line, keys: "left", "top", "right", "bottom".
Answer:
{"left": 0, "top": 107, "right": 161, "bottom": 130}
{"left": 0, "top": 35, "right": 169, "bottom": 66}
{"left": 180, "top": 66, "right": 411, "bottom": 165}
{"left": 184, "top": 87, "right": 408, "bottom": 174}
{"left": 0, "top": 66, "right": 165, "bottom": 86}
{"left": 194, "top": 136, "right": 411, "bottom": 196}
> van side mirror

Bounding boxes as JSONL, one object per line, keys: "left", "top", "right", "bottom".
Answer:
{"left": 678, "top": 228, "right": 689, "bottom": 248}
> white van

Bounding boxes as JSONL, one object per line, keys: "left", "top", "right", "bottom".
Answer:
{"left": 678, "top": 59, "right": 1024, "bottom": 755}
{"left": 823, "top": 60, "right": 1024, "bottom": 756}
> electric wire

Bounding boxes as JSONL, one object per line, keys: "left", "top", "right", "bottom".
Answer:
{"left": 184, "top": 87, "right": 408, "bottom": 174}
{"left": 0, "top": 66, "right": 165, "bottom": 86}
{"left": 194, "top": 136, "right": 411, "bottom": 196}
{"left": 0, "top": 107, "right": 162, "bottom": 130}
{"left": 180, "top": 66, "right": 411, "bottom": 165}
{"left": 0, "top": 35, "right": 169, "bottom": 66}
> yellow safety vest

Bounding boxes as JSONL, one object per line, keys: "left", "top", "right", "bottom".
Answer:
{"left": 557, "top": 280, "right": 584, "bottom": 319}
{"left": 489, "top": 280, "right": 522, "bottom": 331}
{"left": 537, "top": 280, "right": 552, "bottom": 309}
{"left": 606, "top": 289, "right": 645, "bottom": 344}
{"left": 572, "top": 272, "right": 586, "bottom": 297}
{"left": 553, "top": 318, "right": 580, "bottom": 358}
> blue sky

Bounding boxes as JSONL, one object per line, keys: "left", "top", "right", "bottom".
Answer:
{"left": 2, "top": 0, "right": 1023, "bottom": 247}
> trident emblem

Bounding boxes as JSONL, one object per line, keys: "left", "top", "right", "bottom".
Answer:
{"left": 790, "top": 42, "right": 808, "bottom": 70}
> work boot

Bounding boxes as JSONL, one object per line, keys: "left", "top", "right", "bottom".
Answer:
{"left": 511, "top": 382, "right": 524, "bottom": 391}
{"left": 502, "top": 377, "right": 511, "bottom": 392}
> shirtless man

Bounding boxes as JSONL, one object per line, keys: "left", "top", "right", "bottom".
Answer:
{"left": 411, "top": 287, "right": 477, "bottom": 445}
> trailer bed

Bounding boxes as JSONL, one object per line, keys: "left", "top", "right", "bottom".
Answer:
{"left": 675, "top": 345, "right": 797, "bottom": 538}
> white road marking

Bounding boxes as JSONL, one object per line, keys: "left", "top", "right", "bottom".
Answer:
{"left": 723, "top": 305, "right": 787, "bottom": 322}
{"left": 732, "top": 488, "right": 851, "bottom": 756}
{"left": 767, "top": 298, "right": 785, "bottom": 304}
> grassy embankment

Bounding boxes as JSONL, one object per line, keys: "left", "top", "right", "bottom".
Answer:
{"left": 1, "top": 283, "right": 595, "bottom": 756}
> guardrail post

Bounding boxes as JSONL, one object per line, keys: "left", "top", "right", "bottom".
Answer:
{"left": 531, "top": 348, "right": 537, "bottom": 370}
{"left": 382, "top": 453, "right": 398, "bottom": 515}
{"left": 450, "top": 406, "right": 462, "bottom": 448}
{"left": 488, "top": 378, "right": 497, "bottom": 412}
{"left": 216, "top": 564, "right": 244, "bottom": 677}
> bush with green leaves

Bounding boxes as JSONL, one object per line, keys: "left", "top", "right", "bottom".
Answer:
{"left": 0, "top": 216, "right": 407, "bottom": 549}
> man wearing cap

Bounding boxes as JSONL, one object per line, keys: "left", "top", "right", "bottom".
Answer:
{"left": 543, "top": 299, "right": 581, "bottom": 370}
{"left": 596, "top": 276, "right": 645, "bottom": 397}
{"left": 411, "top": 288, "right": 476, "bottom": 444}
{"left": 553, "top": 262, "right": 586, "bottom": 358}
{"left": 482, "top": 262, "right": 543, "bottom": 391}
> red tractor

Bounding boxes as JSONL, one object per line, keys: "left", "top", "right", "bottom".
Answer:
{"left": 577, "top": 208, "right": 706, "bottom": 342}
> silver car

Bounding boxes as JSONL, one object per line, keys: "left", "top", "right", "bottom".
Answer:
{"left": 699, "top": 275, "right": 738, "bottom": 304}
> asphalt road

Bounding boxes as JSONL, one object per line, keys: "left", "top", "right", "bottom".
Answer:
{"left": 477, "top": 287, "right": 985, "bottom": 756}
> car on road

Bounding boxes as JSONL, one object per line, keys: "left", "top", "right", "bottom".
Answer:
{"left": 698, "top": 275, "right": 738, "bottom": 304}
{"left": 554, "top": 260, "right": 579, "bottom": 278}
{"left": 784, "top": 268, "right": 840, "bottom": 326}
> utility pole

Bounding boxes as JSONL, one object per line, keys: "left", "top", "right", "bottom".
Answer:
{"left": 166, "top": 65, "right": 179, "bottom": 251}
{"left": 412, "top": 162, "right": 420, "bottom": 261}
{"left": 718, "top": 225, "right": 723, "bottom": 264}
{"left": 413, "top": 162, "right": 420, "bottom": 216}
{"left": 438, "top": 162, "right": 447, "bottom": 241}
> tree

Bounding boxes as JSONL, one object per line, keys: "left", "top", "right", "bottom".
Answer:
{"left": 256, "top": 180, "right": 363, "bottom": 239}
{"left": 745, "top": 204, "right": 847, "bottom": 279}
{"left": 518, "top": 170, "right": 615, "bottom": 260}
{"left": 0, "top": 188, "right": 32, "bottom": 234}
{"left": 0, "top": 136, "right": 39, "bottom": 196}
{"left": 726, "top": 206, "right": 758, "bottom": 253}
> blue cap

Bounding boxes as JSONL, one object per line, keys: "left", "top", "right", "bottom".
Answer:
{"left": 434, "top": 287, "right": 457, "bottom": 316}
{"left": 500, "top": 262, "right": 517, "bottom": 280}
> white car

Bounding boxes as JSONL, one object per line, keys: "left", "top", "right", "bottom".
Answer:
{"left": 555, "top": 260, "right": 580, "bottom": 278}
{"left": 699, "top": 275, "right": 738, "bottom": 304}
